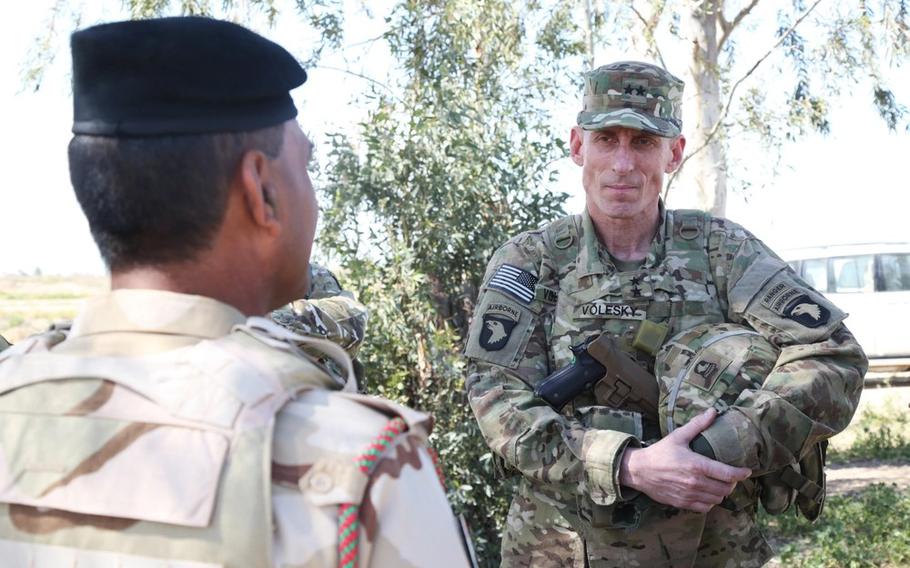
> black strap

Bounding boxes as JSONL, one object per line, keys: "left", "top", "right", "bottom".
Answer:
{"left": 780, "top": 467, "right": 824, "bottom": 503}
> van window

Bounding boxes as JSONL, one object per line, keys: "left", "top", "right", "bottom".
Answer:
{"left": 832, "top": 255, "right": 875, "bottom": 293}
{"left": 802, "top": 258, "right": 829, "bottom": 292}
{"left": 880, "top": 253, "right": 910, "bottom": 292}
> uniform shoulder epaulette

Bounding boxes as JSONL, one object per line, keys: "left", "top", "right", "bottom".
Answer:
{"left": 541, "top": 214, "right": 580, "bottom": 251}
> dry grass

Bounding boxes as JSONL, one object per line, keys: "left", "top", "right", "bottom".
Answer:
{"left": 0, "top": 275, "right": 106, "bottom": 342}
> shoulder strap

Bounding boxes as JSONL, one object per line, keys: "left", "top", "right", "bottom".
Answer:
{"left": 541, "top": 214, "right": 582, "bottom": 281}
{"left": 543, "top": 214, "right": 580, "bottom": 259}
{"left": 665, "top": 209, "right": 720, "bottom": 299}
{"left": 665, "top": 209, "right": 710, "bottom": 253}
{"left": 0, "top": 318, "right": 352, "bottom": 429}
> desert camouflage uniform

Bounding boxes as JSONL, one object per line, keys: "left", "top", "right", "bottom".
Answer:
{"left": 0, "top": 289, "right": 469, "bottom": 567}
{"left": 464, "top": 206, "right": 867, "bottom": 567}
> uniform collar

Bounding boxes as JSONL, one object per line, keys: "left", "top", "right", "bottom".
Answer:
{"left": 577, "top": 201, "right": 668, "bottom": 277}
{"left": 69, "top": 289, "right": 247, "bottom": 340}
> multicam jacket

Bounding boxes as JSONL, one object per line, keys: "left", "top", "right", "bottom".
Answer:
{"left": 271, "top": 264, "right": 369, "bottom": 359}
{"left": 0, "top": 290, "right": 469, "bottom": 567}
{"left": 464, "top": 206, "right": 867, "bottom": 567}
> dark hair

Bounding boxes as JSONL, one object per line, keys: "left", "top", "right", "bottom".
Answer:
{"left": 68, "top": 124, "right": 284, "bottom": 271}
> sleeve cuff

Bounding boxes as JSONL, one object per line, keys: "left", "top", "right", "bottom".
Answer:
{"left": 699, "top": 410, "right": 751, "bottom": 467}
{"left": 582, "top": 429, "right": 639, "bottom": 506}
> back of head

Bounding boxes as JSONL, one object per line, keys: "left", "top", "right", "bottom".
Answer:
{"left": 68, "top": 17, "right": 306, "bottom": 271}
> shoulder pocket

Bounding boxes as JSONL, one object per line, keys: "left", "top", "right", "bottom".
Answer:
{"left": 731, "top": 259, "right": 845, "bottom": 343}
{"left": 464, "top": 289, "right": 537, "bottom": 369}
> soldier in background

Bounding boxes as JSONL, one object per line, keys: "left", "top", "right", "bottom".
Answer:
{"left": 273, "top": 263, "right": 368, "bottom": 357}
{"left": 463, "top": 61, "right": 866, "bottom": 567}
{"left": 0, "top": 17, "right": 469, "bottom": 568}
{"left": 273, "top": 263, "right": 369, "bottom": 386}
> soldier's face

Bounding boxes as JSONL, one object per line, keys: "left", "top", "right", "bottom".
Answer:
{"left": 570, "top": 126, "right": 684, "bottom": 221}
{"left": 271, "top": 122, "right": 318, "bottom": 303}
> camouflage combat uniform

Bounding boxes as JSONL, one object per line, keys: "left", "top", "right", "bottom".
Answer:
{"left": 464, "top": 206, "right": 867, "bottom": 567}
{"left": 271, "top": 264, "right": 368, "bottom": 358}
{"left": 271, "top": 264, "right": 370, "bottom": 387}
{"left": 0, "top": 289, "right": 470, "bottom": 567}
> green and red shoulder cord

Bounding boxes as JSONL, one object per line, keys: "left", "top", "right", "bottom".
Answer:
{"left": 337, "top": 417, "right": 449, "bottom": 568}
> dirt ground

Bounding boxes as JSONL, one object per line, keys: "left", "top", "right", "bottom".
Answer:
{"left": 827, "top": 460, "right": 910, "bottom": 494}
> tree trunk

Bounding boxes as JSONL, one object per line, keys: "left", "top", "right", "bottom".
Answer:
{"left": 582, "top": 0, "right": 595, "bottom": 69}
{"left": 685, "top": 0, "right": 727, "bottom": 217}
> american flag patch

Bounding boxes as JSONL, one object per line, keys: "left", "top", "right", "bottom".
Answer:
{"left": 488, "top": 264, "right": 538, "bottom": 304}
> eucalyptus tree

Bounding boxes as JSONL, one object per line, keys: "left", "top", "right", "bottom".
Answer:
{"left": 574, "top": 0, "right": 909, "bottom": 215}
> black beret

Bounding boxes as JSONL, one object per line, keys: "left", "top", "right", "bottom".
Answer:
{"left": 71, "top": 17, "right": 307, "bottom": 136}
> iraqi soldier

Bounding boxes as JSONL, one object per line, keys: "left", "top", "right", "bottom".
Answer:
{"left": 464, "top": 61, "right": 867, "bottom": 567}
{"left": 0, "top": 17, "right": 470, "bottom": 568}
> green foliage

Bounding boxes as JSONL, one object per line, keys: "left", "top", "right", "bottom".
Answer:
{"left": 760, "top": 483, "right": 910, "bottom": 567}
{"left": 293, "top": 0, "right": 345, "bottom": 65}
{"left": 125, "top": 0, "right": 213, "bottom": 18}
{"left": 828, "top": 401, "right": 910, "bottom": 463}
{"left": 751, "top": 0, "right": 910, "bottom": 145}
{"left": 317, "top": 3, "right": 573, "bottom": 563}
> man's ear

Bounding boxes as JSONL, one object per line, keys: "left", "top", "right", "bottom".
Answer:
{"left": 569, "top": 126, "right": 585, "bottom": 166}
{"left": 666, "top": 135, "right": 686, "bottom": 173}
{"left": 237, "top": 149, "right": 279, "bottom": 229}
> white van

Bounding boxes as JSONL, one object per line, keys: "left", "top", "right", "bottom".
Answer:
{"left": 781, "top": 243, "right": 910, "bottom": 369}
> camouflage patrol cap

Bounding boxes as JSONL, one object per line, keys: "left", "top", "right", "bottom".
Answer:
{"left": 577, "top": 61, "right": 684, "bottom": 137}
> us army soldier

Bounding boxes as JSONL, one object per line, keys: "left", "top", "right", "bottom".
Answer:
{"left": 464, "top": 61, "right": 866, "bottom": 567}
{"left": 272, "top": 263, "right": 369, "bottom": 358}
{"left": 272, "top": 263, "right": 370, "bottom": 387}
{"left": 0, "top": 17, "right": 469, "bottom": 568}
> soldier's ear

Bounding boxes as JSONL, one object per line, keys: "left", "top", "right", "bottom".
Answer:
{"left": 665, "top": 135, "right": 686, "bottom": 173}
{"left": 570, "top": 126, "right": 585, "bottom": 166}
{"left": 236, "top": 148, "right": 280, "bottom": 231}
